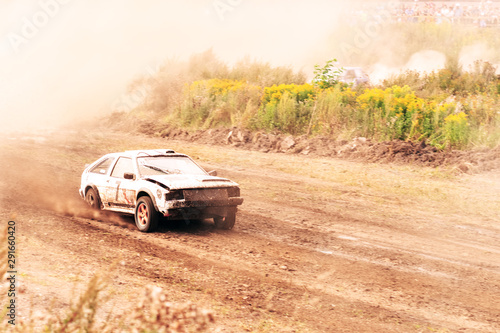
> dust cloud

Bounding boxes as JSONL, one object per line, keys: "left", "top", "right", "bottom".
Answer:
{"left": 459, "top": 42, "right": 500, "bottom": 71}
{"left": 0, "top": 134, "right": 134, "bottom": 228}
{"left": 369, "top": 50, "right": 447, "bottom": 84}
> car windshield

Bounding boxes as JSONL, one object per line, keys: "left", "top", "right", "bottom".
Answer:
{"left": 137, "top": 156, "right": 207, "bottom": 177}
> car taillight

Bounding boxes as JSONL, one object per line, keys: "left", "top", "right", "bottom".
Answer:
{"left": 227, "top": 187, "right": 240, "bottom": 197}
{"left": 166, "top": 190, "right": 184, "bottom": 200}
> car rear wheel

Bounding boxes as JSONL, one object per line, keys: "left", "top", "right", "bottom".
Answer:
{"left": 135, "top": 196, "right": 159, "bottom": 232}
{"left": 85, "top": 188, "right": 101, "bottom": 210}
{"left": 214, "top": 212, "right": 236, "bottom": 230}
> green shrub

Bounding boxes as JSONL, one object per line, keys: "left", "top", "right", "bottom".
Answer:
{"left": 443, "top": 112, "right": 470, "bottom": 148}
{"left": 307, "top": 86, "right": 356, "bottom": 136}
{"left": 253, "top": 83, "right": 317, "bottom": 134}
{"left": 313, "top": 59, "right": 343, "bottom": 90}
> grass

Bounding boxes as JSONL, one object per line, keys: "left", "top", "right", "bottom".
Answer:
{"left": 122, "top": 69, "right": 500, "bottom": 150}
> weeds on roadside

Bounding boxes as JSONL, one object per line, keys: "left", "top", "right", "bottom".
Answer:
{"left": 381, "top": 61, "right": 500, "bottom": 98}
{"left": 163, "top": 74, "right": 499, "bottom": 149}
{"left": 116, "top": 32, "right": 500, "bottom": 150}
{"left": 128, "top": 49, "right": 305, "bottom": 117}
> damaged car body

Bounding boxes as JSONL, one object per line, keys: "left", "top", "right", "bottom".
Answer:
{"left": 79, "top": 149, "right": 244, "bottom": 232}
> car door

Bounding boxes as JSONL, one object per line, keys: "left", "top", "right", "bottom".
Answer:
{"left": 106, "top": 156, "right": 137, "bottom": 208}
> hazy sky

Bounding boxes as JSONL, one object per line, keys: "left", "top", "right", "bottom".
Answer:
{"left": 0, "top": 0, "right": 347, "bottom": 131}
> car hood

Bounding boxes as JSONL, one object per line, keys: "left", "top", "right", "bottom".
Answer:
{"left": 143, "top": 174, "right": 237, "bottom": 190}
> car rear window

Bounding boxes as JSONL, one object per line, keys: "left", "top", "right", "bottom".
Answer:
{"left": 89, "top": 158, "right": 114, "bottom": 174}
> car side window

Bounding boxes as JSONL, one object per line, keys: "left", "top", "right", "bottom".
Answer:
{"left": 110, "top": 157, "right": 134, "bottom": 178}
{"left": 89, "top": 158, "right": 114, "bottom": 174}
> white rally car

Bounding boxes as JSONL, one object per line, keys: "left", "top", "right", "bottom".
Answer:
{"left": 79, "top": 149, "right": 243, "bottom": 232}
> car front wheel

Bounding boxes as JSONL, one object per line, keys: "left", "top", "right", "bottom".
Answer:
{"left": 135, "top": 196, "right": 159, "bottom": 232}
{"left": 214, "top": 212, "right": 236, "bottom": 230}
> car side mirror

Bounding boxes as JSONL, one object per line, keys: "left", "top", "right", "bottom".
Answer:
{"left": 208, "top": 170, "right": 217, "bottom": 176}
{"left": 124, "top": 172, "right": 135, "bottom": 180}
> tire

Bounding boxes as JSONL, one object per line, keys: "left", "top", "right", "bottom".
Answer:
{"left": 135, "top": 196, "right": 159, "bottom": 232}
{"left": 85, "top": 188, "right": 101, "bottom": 210}
{"left": 214, "top": 211, "right": 236, "bottom": 230}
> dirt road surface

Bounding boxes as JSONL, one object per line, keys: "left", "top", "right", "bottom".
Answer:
{"left": 0, "top": 129, "right": 499, "bottom": 332}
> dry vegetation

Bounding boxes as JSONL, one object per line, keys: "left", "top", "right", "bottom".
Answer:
{"left": 0, "top": 246, "right": 214, "bottom": 333}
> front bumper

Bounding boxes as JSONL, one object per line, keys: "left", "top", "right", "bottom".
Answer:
{"left": 162, "top": 197, "right": 243, "bottom": 210}
{"left": 158, "top": 197, "right": 243, "bottom": 219}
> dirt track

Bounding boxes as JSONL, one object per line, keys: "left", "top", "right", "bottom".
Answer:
{"left": 1, "top": 129, "right": 499, "bottom": 332}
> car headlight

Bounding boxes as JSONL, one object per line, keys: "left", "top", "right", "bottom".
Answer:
{"left": 165, "top": 190, "right": 184, "bottom": 200}
{"left": 227, "top": 187, "right": 240, "bottom": 197}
